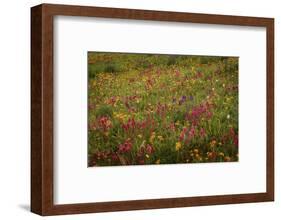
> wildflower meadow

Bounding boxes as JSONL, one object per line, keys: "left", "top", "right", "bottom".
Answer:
{"left": 88, "top": 52, "right": 238, "bottom": 166}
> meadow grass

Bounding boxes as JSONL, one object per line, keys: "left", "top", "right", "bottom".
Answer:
{"left": 88, "top": 52, "right": 238, "bottom": 166}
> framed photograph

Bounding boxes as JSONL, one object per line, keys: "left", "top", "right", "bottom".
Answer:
{"left": 31, "top": 4, "right": 274, "bottom": 216}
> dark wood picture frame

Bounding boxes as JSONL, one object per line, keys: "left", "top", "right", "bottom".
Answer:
{"left": 31, "top": 3, "right": 274, "bottom": 216}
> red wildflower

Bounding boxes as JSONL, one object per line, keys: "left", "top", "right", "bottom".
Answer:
{"left": 146, "top": 144, "right": 154, "bottom": 154}
{"left": 188, "top": 127, "right": 196, "bottom": 139}
{"left": 169, "top": 122, "right": 176, "bottom": 131}
{"left": 111, "top": 153, "right": 119, "bottom": 161}
{"left": 118, "top": 139, "right": 133, "bottom": 153}
{"left": 98, "top": 116, "right": 112, "bottom": 131}
{"left": 179, "top": 127, "right": 188, "bottom": 141}
{"left": 122, "top": 117, "right": 136, "bottom": 131}
{"left": 199, "top": 127, "right": 206, "bottom": 138}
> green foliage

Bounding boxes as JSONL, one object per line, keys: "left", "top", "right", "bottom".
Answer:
{"left": 88, "top": 62, "right": 123, "bottom": 78}
{"left": 172, "top": 110, "right": 186, "bottom": 123}
{"left": 88, "top": 63, "right": 104, "bottom": 78}
{"left": 224, "top": 58, "right": 239, "bottom": 73}
{"left": 95, "top": 105, "right": 113, "bottom": 118}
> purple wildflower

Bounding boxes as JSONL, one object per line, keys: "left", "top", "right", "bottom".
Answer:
{"left": 179, "top": 95, "right": 187, "bottom": 105}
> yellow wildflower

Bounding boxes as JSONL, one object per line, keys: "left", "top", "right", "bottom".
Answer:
{"left": 105, "top": 120, "right": 112, "bottom": 127}
{"left": 113, "top": 112, "right": 126, "bottom": 121}
{"left": 224, "top": 156, "right": 231, "bottom": 162}
{"left": 149, "top": 132, "right": 156, "bottom": 143}
{"left": 145, "top": 154, "right": 150, "bottom": 159}
{"left": 157, "top": 135, "right": 164, "bottom": 141}
{"left": 210, "top": 140, "right": 217, "bottom": 148}
{"left": 191, "top": 66, "right": 195, "bottom": 72}
{"left": 175, "top": 142, "right": 182, "bottom": 151}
